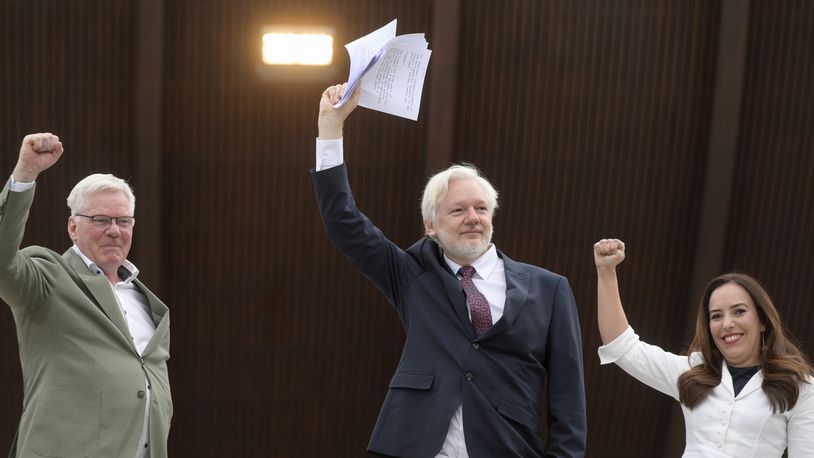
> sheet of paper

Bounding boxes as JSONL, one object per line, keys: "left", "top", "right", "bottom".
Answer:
{"left": 334, "top": 19, "right": 397, "bottom": 109}
{"left": 333, "top": 19, "right": 432, "bottom": 120}
{"left": 358, "top": 40, "right": 431, "bottom": 121}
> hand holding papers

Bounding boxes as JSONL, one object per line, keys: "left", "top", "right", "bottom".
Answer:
{"left": 334, "top": 19, "right": 432, "bottom": 121}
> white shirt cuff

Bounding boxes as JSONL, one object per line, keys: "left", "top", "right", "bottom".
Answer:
{"left": 9, "top": 175, "right": 35, "bottom": 192}
{"left": 315, "top": 137, "right": 344, "bottom": 171}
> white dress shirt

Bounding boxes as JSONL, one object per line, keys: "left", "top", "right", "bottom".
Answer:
{"left": 314, "top": 142, "right": 509, "bottom": 457}
{"left": 598, "top": 326, "right": 814, "bottom": 457}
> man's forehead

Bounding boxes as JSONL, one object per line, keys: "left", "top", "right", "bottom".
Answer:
{"left": 82, "top": 191, "right": 131, "bottom": 210}
{"left": 85, "top": 189, "right": 128, "bottom": 201}
{"left": 442, "top": 194, "right": 488, "bottom": 206}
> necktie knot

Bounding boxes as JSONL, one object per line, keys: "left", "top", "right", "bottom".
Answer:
{"left": 459, "top": 265, "right": 476, "bottom": 280}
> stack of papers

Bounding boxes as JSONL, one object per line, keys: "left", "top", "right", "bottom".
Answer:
{"left": 334, "top": 19, "right": 432, "bottom": 121}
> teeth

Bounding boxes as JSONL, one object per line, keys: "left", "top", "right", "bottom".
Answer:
{"left": 724, "top": 335, "right": 741, "bottom": 343}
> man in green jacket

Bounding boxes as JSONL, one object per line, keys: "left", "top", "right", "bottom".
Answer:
{"left": 0, "top": 133, "right": 172, "bottom": 458}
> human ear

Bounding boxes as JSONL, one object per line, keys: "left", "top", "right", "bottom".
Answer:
{"left": 423, "top": 219, "right": 435, "bottom": 237}
{"left": 67, "top": 216, "right": 78, "bottom": 241}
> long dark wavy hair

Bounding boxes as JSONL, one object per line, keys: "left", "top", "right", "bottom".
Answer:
{"left": 677, "top": 273, "right": 814, "bottom": 412}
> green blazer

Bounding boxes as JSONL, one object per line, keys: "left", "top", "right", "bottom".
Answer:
{"left": 0, "top": 182, "right": 172, "bottom": 458}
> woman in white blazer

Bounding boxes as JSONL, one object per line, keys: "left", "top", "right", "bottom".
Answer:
{"left": 593, "top": 239, "right": 814, "bottom": 457}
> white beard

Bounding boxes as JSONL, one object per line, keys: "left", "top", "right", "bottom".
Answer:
{"left": 436, "top": 227, "right": 493, "bottom": 263}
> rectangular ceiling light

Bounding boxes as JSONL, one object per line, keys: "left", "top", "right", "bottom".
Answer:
{"left": 262, "top": 26, "right": 334, "bottom": 66}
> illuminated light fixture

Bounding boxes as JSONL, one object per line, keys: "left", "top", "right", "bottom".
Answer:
{"left": 261, "top": 27, "right": 334, "bottom": 66}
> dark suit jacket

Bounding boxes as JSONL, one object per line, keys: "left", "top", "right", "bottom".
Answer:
{"left": 311, "top": 164, "right": 586, "bottom": 457}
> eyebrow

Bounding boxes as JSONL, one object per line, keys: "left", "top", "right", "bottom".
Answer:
{"left": 709, "top": 302, "right": 749, "bottom": 313}
{"left": 447, "top": 199, "right": 488, "bottom": 208}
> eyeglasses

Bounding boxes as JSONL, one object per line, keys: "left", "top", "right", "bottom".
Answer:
{"left": 75, "top": 214, "right": 135, "bottom": 229}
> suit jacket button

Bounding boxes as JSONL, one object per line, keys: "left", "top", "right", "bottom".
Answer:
{"left": 137, "top": 390, "right": 146, "bottom": 399}
{"left": 472, "top": 343, "right": 480, "bottom": 349}
{"left": 465, "top": 372, "right": 474, "bottom": 381}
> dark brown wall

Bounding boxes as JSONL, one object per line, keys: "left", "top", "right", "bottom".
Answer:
{"left": 1, "top": 1, "right": 812, "bottom": 457}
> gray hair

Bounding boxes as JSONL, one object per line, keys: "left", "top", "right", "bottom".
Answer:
{"left": 421, "top": 164, "right": 498, "bottom": 224}
{"left": 67, "top": 174, "right": 135, "bottom": 215}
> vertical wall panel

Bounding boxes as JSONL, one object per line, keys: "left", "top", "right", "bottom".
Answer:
{"left": 725, "top": 0, "right": 814, "bottom": 366}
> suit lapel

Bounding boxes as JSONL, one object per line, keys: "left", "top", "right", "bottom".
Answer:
{"left": 420, "top": 239, "right": 477, "bottom": 340}
{"left": 720, "top": 362, "right": 736, "bottom": 396}
{"left": 136, "top": 279, "right": 168, "bottom": 325}
{"left": 63, "top": 249, "right": 134, "bottom": 346}
{"left": 442, "top": 268, "right": 477, "bottom": 340}
{"left": 422, "top": 240, "right": 531, "bottom": 340}
{"left": 724, "top": 360, "right": 764, "bottom": 399}
{"left": 738, "top": 370, "right": 764, "bottom": 398}
{"left": 481, "top": 252, "right": 529, "bottom": 338}
{"left": 136, "top": 279, "right": 170, "bottom": 355}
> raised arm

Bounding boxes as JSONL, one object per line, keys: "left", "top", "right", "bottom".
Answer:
{"left": 1, "top": 134, "right": 64, "bottom": 310}
{"left": 12, "top": 133, "right": 64, "bottom": 182}
{"left": 593, "top": 238, "right": 629, "bottom": 344}
{"left": 318, "top": 83, "right": 360, "bottom": 140}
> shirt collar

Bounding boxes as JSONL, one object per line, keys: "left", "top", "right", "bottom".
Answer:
{"left": 444, "top": 244, "right": 499, "bottom": 279}
{"left": 71, "top": 245, "right": 139, "bottom": 283}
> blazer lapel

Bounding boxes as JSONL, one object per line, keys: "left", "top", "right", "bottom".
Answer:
{"left": 736, "top": 367, "right": 764, "bottom": 399}
{"left": 63, "top": 249, "right": 134, "bottom": 346}
{"left": 720, "top": 362, "right": 736, "bottom": 396}
{"left": 136, "top": 279, "right": 168, "bottom": 326}
{"left": 136, "top": 279, "right": 170, "bottom": 355}
{"left": 421, "top": 239, "right": 477, "bottom": 340}
{"left": 422, "top": 241, "right": 530, "bottom": 341}
{"left": 442, "top": 269, "right": 477, "bottom": 340}
{"left": 481, "top": 252, "right": 529, "bottom": 338}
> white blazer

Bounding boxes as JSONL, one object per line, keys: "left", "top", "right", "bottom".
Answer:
{"left": 598, "top": 326, "right": 814, "bottom": 457}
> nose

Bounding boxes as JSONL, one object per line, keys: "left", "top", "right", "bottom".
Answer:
{"left": 463, "top": 207, "right": 479, "bottom": 224}
{"left": 105, "top": 222, "right": 122, "bottom": 237}
{"left": 722, "top": 314, "right": 734, "bottom": 330}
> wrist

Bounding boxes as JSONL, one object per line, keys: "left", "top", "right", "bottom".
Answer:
{"left": 318, "top": 128, "right": 343, "bottom": 140}
{"left": 12, "top": 166, "right": 37, "bottom": 183}
{"left": 318, "top": 117, "right": 344, "bottom": 140}
{"left": 596, "top": 265, "right": 618, "bottom": 276}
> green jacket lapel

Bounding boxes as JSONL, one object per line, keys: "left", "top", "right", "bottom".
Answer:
{"left": 63, "top": 249, "right": 134, "bottom": 346}
{"left": 135, "top": 279, "right": 170, "bottom": 356}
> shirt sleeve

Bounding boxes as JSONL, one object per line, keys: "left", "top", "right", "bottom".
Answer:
{"left": 8, "top": 175, "right": 35, "bottom": 192}
{"left": 598, "top": 326, "right": 639, "bottom": 365}
{"left": 597, "top": 325, "right": 692, "bottom": 400}
{"left": 315, "top": 138, "right": 344, "bottom": 171}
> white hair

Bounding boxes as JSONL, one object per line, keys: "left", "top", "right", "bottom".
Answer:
{"left": 420, "top": 164, "right": 498, "bottom": 224}
{"left": 66, "top": 174, "right": 135, "bottom": 215}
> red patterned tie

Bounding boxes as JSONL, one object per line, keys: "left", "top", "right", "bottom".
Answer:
{"left": 459, "top": 266, "right": 493, "bottom": 337}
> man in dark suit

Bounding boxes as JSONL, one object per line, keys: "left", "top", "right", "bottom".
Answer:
{"left": 310, "top": 84, "right": 586, "bottom": 457}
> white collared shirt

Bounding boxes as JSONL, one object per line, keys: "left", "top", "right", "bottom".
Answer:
{"left": 598, "top": 326, "right": 814, "bottom": 457}
{"left": 443, "top": 245, "right": 507, "bottom": 325}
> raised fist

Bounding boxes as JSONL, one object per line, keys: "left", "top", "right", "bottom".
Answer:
{"left": 13, "top": 133, "right": 64, "bottom": 182}
{"left": 594, "top": 238, "right": 626, "bottom": 269}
